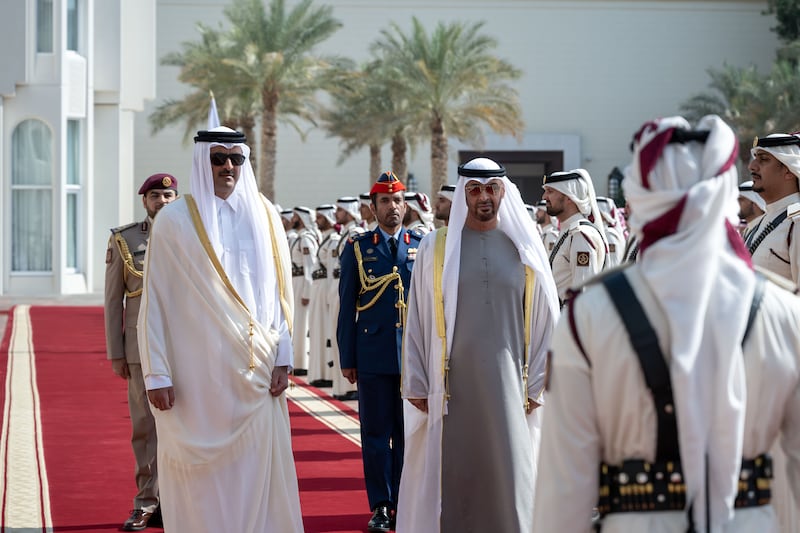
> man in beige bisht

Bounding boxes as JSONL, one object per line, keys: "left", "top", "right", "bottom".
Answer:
{"left": 534, "top": 115, "right": 800, "bottom": 532}
{"left": 138, "top": 127, "right": 302, "bottom": 533}
{"left": 396, "top": 157, "right": 560, "bottom": 533}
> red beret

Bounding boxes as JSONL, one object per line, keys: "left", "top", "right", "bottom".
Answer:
{"left": 138, "top": 173, "right": 178, "bottom": 195}
{"left": 370, "top": 171, "right": 406, "bottom": 195}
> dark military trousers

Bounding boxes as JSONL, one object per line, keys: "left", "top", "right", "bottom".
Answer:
{"left": 357, "top": 372, "right": 404, "bottom": 510}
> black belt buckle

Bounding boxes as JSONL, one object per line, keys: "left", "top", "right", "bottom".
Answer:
{"left": 292, "top": 265, "right": 304, "bottom": 277}
{"left": 600, "top": 459, "right": 685, "bottom": 516}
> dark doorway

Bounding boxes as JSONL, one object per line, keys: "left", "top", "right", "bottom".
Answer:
{"left": 458, "top": 150, "right": 564, "bottom": 205}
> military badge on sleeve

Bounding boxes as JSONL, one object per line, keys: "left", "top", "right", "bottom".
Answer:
{"left": 576, "top": 251, "right": 590, "bottom": 267}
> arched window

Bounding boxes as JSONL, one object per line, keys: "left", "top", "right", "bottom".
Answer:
{"left": 12, "top": 119, "right": 53, "bottom": 272}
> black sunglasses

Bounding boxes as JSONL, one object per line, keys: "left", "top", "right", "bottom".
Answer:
{"left": 210, "top": 152, "right": 246, "bottom": 166}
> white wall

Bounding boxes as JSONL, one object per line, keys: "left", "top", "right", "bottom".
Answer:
{"left": 133, "top": 0, "right": 779, "bottom": 211}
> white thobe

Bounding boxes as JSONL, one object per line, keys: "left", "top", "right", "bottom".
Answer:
{"left": 396, "top": 229, "right": 557, "bottom": 533}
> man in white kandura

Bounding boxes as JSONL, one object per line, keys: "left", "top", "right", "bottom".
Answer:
{"left": 396, "top": 157, "right": 560, "bottom": 533}
{"left": 138, "top": 127, "right": 302, "bottom": 533}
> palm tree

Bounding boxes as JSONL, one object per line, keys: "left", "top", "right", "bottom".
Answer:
{"left": 321, "top": 66, "right": 397, "bottom": 188}
{"left": 150, "top": 24, "right": 258, "bottom": 145}
{"left": 681, "top": 61, "right": 800, "bottom": 162}
{"left": 150, "top": 0, "right": 345, "bottom": 200}
{"left": 371, "top": 18, "right": 524, "bottom": 196}
{"left": 221, "top": 0, "right": 346, "bottom": 199}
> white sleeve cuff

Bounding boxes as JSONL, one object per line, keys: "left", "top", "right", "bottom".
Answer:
{"left": 145, "top": 374, "right": 173, "bottom": 390}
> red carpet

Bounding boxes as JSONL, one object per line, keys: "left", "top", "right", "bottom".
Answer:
{"left": 0, "top": 305, "right": 369, "bottom": 533}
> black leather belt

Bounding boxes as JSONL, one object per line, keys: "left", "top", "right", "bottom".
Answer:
{"left": 292, "top": 265, "right": 304, "bottom": 277}
{"left": 332, "top": 268, "right": 340, "bottom": 279}
{"left": 599, "top": 453, "right": 772, "bottom": 516}
{"left": 311, "top": 267, "right": 327, "bottom": 280}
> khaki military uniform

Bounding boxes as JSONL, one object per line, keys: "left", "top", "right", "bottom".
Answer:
{"left": 549, "top": 213, "right": 606, "bottom": 303}
{"left": 104, "top": 219, "right": 158, "bottom": 513}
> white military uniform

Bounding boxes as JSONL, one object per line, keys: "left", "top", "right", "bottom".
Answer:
{"left": 744, "top": 193, "right": 800, "bottom": 284}
{"left": 291, "top": 226, "right": 318, "bottom": 371}
{"left": 308, "top": 227, "right": 339, "bottom": 383}
{"left": 549, "top": 213, "right": 606, "bottom": 302}
{"left": 602, "top": 220, "right": 626, "bottom": 268}
{"left": 406, "top": 219, "right": 432, "bottom": 235}
{"left": 330, "top": 220, "right": 364, "bottom": 397}
{"left": 540, "top": 221, "right": 560, "bottom": 254}
{"left": 534, "top": 266, "right": 800, "bottom": 533}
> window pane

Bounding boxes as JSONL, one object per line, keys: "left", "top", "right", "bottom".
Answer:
{"left": 12, "top": 120, "right": 53, "bottom": 186}
{"left": 67, "top": 0, "right": 78, "bottom": 51}
{"left": 12, "top": 190, "right": 53, "bottom": 272}
{"left": 67, "top": 120, "right": 80, "bottom": 185}
{"left": 67, "top": 193, "right": 78, "bottom": 268}
{"left": 37, "top": 0, "right": 53, "bottom": 53}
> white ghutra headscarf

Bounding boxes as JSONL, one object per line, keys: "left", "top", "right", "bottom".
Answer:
{"left": 444, "top": 158, "right": 560, "bottom": 351}
{"left": 625, "top": 115, "right": 752, "bottom": 530}
{"left": 190, "top": 126, "right": 278, "bottom": 328}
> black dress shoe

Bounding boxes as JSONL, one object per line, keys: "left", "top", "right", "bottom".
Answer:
{"left": 309, "top": 379, "right": 333, "bottom": 388}
{"left": 367, "top": 505, "right": 392, "bottom": 532}
{"left": 293, "top": 368, "right": 308, "bottom": 376}
{"left": 122, "top": 509, "right": 155, "bottom": 531}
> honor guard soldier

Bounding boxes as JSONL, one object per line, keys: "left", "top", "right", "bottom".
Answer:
{"left": 535, "top": 116, "right": 800, "bottom": 533}
{"left": 542, "top": 169, "right": 608, "bottom": 304}
{"left": 434, "top": 184, "right": 455, "bottom": 226}
{"left": 337, "top": 171, "right": 423, "bottom": 532}
{"left": 360, "top": 192, "right": 378, "bottom": 230}
{"left": 330, "top": 197, "right": 365, "bottom": 401}
{"left": 745, "top": 133, "right": 800, "bottom": 284}
{"left": 290, "top": 206, "right": 319, "bottom": 374}
{"left": 534, "top": 199, "right": 560, "bottom": 253}
{"left": 403, "top": 191, "right": 435, "bottom": 234}
{"left": 596, "top": 196, "right": 626, "bottom": 267}
{"left": 104, "top": 172, "right": 177, "bottom": 531}
{"left": 308, "top": 204, "right": 339, "bottom": 387}
{"left": 745, "top": 133, "right": 800, "bottom": 532}
{"left": 737, "top": 180, "right": 766, "bottom": 237}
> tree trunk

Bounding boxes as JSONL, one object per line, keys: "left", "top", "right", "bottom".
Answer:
{"left": 260, "top": 88, "right": 279, "bottom": 200}
{"left": 369, "top": 143, "right": 381, "bottom": 189}
{"left": 430, "top": 114, "right": 448, "bottom": 198}
{"left": 238, "top": 114, "right": 257, "bottom": 175}
{"left": 391, "top": 130, "right": 408, "bottom": 184}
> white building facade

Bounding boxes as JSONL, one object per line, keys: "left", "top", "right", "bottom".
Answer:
{"left": 0, "top": 0, "right": 782, "bottom": 295}
{"left": 0, "top": 0, "right": 155, "bottom": 296}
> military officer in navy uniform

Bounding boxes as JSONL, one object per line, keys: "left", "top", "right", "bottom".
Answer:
{"left": 104, "top": 173, "right": 177, "bottom": 531}
{"left": 337, "top": 171, "right": 423, "bottom": 532}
